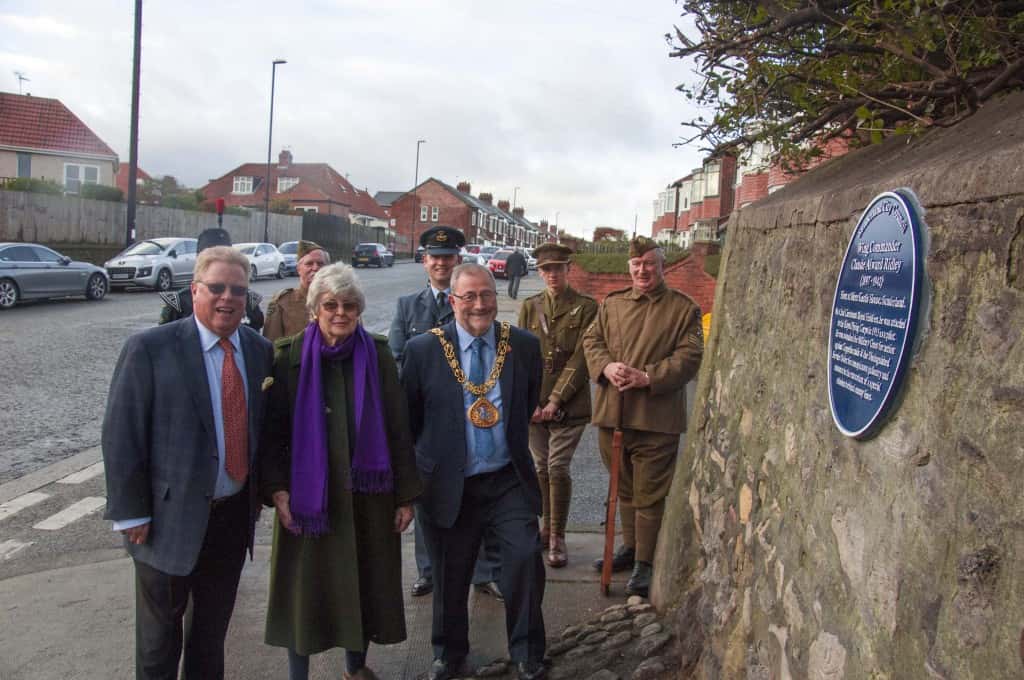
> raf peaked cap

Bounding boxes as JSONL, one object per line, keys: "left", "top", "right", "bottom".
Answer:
{"left": 296, "top": 240, "right": 326, "bottom": 260}
{"left": 197, "top": 228, "right": 232, "bottom": 252}
{"left": 628, "top": 235, "right": 660, "bottom": 258}
{"left": 420, "top": 226, "right": 465, "bottom": 255}
{"left": 534, "top": 243, "right": 573, "bottom": 267}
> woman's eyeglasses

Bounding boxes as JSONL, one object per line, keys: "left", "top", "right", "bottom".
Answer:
{"left": 197, "top": 281, "right": 248, "bottom": 297}
{"left": 319, "top": 300, "right": 360, "bottom": 314}
{"left": 450, "top": 291, "right": 497, "bottom": 304}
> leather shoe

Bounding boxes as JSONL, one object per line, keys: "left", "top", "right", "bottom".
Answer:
{"left": 592, "top": 545, "right": 635, "bottom": 573}
{"left": 516, "top": 660, "right": 547, "bottom": 680}
{"left": 474, "top": 580, "right": 504, "bottom": 602}
{"left": 411, "top": 575, "right": 433, "bottom": 597}
{"left": 428, "top": 658, "right": 464, "bottom": 680}
{"left": 546, "top": 534, "right": 567, "bottom": 568}
{"left": 625, "top": 560, "right": 652, "bottom": 598}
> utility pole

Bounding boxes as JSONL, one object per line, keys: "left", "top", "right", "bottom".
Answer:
{"left": 126, "top": 0, "right": 142, "bottom": 247}
{"left": 410, "top": 139, "right": 425, "bottom": 257}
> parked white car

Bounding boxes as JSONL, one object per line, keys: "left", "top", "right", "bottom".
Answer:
{"left": 235, "top": 242, "right": 286, "bottom": 280}
{"left": 105, "top": 237, "right": 198, "bottom": 291}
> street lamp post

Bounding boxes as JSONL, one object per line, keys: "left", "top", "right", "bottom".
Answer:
{"left": 264, "top": 58, "right": 287, "bottom": 243}
{"left": 410, "top": 139, "right": 426, "bottom": 257}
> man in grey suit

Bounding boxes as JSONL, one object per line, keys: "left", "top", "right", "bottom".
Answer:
{"left": 102, "top": 245, "right": 274, "bottom": 680}
{"left": 389, "top": 226, "right": 502, "bottom": 600}
{"left": 401, "top": 263, "right": 547, "bottom": 680}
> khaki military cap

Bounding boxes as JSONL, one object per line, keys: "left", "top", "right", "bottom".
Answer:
{"left": 296, "top": 240, "right": 326, "bottom": 260}
{"left": 628, "top": 235, "right": 659, "bottom": 258}
{"left": 534, "top": 243, "right": 573, "bottom": 267}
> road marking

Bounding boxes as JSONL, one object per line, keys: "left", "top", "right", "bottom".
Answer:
{"left": 57, "top": 461, "right": 105, "bottom": 485}
{"left": 0, "top": 492, "right": 50, "bottom": 522}
{"left": 0, "top": 539, "right": 33, "bottom": 560}
{"left": 33, "top": 497, "right": 107, "bottom": 531}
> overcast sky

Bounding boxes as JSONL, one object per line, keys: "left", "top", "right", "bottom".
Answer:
{"left": 2, "top": 1, "right": 704, "bottom": 239}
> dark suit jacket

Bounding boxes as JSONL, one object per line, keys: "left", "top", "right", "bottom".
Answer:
{"left": 387, "top": 287, "right": 454, "bottom": 365}
{"left": 401, "top": 320, "right": 542, "bottom": 528}
{"left": 102, "top": 317, "right": 274, "bottom": 576}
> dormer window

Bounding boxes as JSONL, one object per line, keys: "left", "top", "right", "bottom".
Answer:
{"left": 277, "top": 177, "right": 299, "bottom": 192}
{"left": 232, "top": 176, "right": 254, "bottom": 194}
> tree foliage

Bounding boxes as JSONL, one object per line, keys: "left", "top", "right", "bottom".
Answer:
{"left": 669, "top": 1, "right": 1024, "bottom": 160}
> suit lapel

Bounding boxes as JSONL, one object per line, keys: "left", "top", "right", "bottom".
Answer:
{"left": 239, "top": 328, "right": 263, "bottom": 456}
{"left": 423, "top": 286, "right": 454, "bottom": 325}
{"left": 177, "top": 319, "right": 216, "bottom": 441}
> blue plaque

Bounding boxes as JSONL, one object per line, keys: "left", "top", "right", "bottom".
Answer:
{"left": 828, "top": 189, "right": 925, "bottom": 438}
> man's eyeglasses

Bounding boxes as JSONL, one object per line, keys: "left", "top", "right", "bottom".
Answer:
{"left": 319, "top": 299, "right": 360, "bottom": 314}
{"left": 197, "top": 281, "right": 248, "bottom": 298}
{"left": 450, "top": 291, "right": 497, "bottom": 304}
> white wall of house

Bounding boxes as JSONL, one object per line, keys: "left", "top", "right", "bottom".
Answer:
{"left": 0, "top": 149, "right": 116, "bottom": 189}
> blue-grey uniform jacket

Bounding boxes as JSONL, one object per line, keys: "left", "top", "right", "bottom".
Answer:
{"left": 387, "top": 286, "right": 455, "bottom": 365}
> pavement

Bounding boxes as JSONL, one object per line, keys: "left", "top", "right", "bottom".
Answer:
{"left": 0, "top": 272, "right": 642, "bottom": 680}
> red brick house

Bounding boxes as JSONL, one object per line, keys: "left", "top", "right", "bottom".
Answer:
{"left": 652, "top": 154, "right": 737, "bottom": 247}
{"left": 200, "top": 150, "right": 388, "bottom": 228}
{"left": 390, "top": 179, "right": 542, "bottom": 255}
{"left": 115, "top": 164, "right": 151, "bottom": 195}
{"left": 0, "top": 92, "right": 119, "bottom": 192}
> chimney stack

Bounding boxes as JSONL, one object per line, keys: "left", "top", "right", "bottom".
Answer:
{"left": 479, "top": 192, "right": 493, "bottom": 205}
{"left": 497, "top": 200, "right": 511, "bottom": 212}
{"left": 513, "top": 207, "right": 524, "bottom": 219}
{"left": 540, "top": 220, "right": 549, "bottom": 230}
{"left": 456, "top": 181, "right": 472, "bottom": 194}
{"left": 278, "top": 149, "right": 293, "bottom": 167}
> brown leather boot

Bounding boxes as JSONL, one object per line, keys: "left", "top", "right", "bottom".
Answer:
{"left": 546, "top": 534, "right": 568, "bottom": 568}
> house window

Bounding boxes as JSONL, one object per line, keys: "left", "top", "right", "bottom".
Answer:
{"left": 277, "top": 177, "right": 299, "bottom": 192}
{"left": 471, "top": 212, "right": 477, "bottom": 227}
{"left": 63, "top": 163, "right": 99, "bottom": 194}
{"left": 17, "top": 153, "right": 31, "bottom": 178}
{"left": 690, "top": 172, "right": 704, "bottom": 203}
{"left": 233, "top": 176, "right": 254, "bottom": 194}
{"left": 704, "top": 162, "right": 721, "bottom": 197}
{"left": 431, "top": 206, "right": 439, "bottom": 222}
{"left": 294, "top": 206, "right": 318, "bottom": 213}
{"left": 420, "top": 205, "right": 429, "bottom": 221}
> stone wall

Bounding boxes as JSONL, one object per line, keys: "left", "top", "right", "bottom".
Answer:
{"left": 653, "top": 91, "right": 1024, "bottom": 679}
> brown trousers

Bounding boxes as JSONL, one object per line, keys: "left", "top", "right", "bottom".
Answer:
{"left": 597, "top": 427, "right": 680, "bottom": 563}
{"left": 528, "top": 422, "right": 586, "bottom": 537}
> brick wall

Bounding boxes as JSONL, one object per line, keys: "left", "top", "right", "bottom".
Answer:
{"left": 737, "top": 172, "right": 769, "bottom": 206}
{"left": 568, "top": 248, "right": 717, "bottom": 314}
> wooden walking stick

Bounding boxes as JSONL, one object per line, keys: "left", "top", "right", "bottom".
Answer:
{"left": 601, "top": 392, "right": 624, "bottom": 596}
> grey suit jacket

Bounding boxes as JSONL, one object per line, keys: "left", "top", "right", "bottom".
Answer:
{"left": 401, "top": 320, "right": 542, "bottom": 528}
{"left": 102, "top": 317, "right": 274, "bottom": 576}
{"left": 387, "top": 286, "right": 455, "bottom": 365}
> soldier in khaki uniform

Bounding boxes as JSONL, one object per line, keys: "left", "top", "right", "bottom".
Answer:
{"left": 263, "top": 241, "right": 330, "bottom": 341}
{"left": 582, "top": 236, "right": 703, "bottom": 597}
{"left": 518, "top": 244, "right": 598, "bottom": 568}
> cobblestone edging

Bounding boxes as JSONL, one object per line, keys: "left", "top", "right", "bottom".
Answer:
{"left": 457, "top": 596, "right": 679, "bottom": 680}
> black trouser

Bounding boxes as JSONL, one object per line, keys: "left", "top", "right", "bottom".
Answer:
{"left": 507, "top": 274, "right": 521, "bottom": 299}
{"left": 423, "top": 465, "right": 546, "bottom": 664}
{"left": 134, "top": 490, "right": 249, "bottom": 680}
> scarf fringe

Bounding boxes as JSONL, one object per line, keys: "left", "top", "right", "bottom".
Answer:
{"left": 350, "top": 468, "right": 395, "bottom": 495}
{"left": 291, "top": 511, "right": 330, "bottom": 537}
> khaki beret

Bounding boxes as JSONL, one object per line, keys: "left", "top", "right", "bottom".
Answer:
{"left": 296, "top": 240, "right": 326, "bottom": 260}
{"left": 628, "top": 235, "right": 659, "bottom": 258}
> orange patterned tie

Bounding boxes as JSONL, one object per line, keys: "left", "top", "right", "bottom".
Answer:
{"left": 219, "top": 338, "right": 248, "bottom": 482}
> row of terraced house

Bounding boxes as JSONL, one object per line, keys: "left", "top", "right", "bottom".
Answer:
{"left": 651, "top": 137, "right": 852, "bottom": 248}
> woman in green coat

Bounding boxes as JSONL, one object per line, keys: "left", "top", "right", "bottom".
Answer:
{"left": 260, "top": 262, "right": 421, "bottom": 680}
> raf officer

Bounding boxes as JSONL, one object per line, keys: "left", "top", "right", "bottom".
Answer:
{"left": 582, "top": 235, "right": 703, "bottom": 597}
{"left": 159, "top": 228, "right": 264, "bottom": 330}
{"left": 388, "top": 226, "right": 502, "bottom": 600}
{"left": 263, "top": 240, "right": 330, "bottom": 341}
{"left": 517, "top": 243, "right": 597, "bottom": 568}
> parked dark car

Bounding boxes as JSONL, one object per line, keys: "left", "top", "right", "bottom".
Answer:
{"left": 0, "top": 242, "right": 109, "bottom": 309}
{"left": 415, "top": 246, "right": 425, "bottom": 263}
{"left": 352, "top": 243, "right": 394, "bottom": 268}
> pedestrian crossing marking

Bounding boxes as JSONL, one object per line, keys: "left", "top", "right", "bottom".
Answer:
{"left": 0, "top": 492, "right": 50, "bottom": 522}
{"left": 0, "top": 539, "right": 33, "bottom": 560}
{"left": 33, "top": 497, "right": 107, "bottom": 531}
{"left": 57, "top": 462, "right": 105, "bottom": 485}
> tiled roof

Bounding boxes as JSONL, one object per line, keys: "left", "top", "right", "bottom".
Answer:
{"left": 114, "top": 165, "right": 151, "bottom": 194}
{"left": 0, "top": 92, "right": 118, "bottom": 158}
{"left": 200, "top": 157, "right": 387, "bottom": 219}
{"left": 373, "top": 190, "right": 405, "bottom": 207}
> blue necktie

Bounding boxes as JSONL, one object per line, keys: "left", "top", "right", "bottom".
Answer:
{"left": 470, "top": 337, "right": 495, "bottom": 460}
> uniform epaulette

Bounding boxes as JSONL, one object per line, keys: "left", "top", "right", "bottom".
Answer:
{"left": 269, "top": 287, "right": 294, "bottom": 304}
{"left": 522, "top": 291, "right": 544, "bottom": 303}
{"left": 273, "top": 335, "right": 294, "bottom": 351}
{"left": 604, "top": 286, "right": 633, "bottom": 298}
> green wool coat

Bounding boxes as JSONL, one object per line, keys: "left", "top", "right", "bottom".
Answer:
{"left": 259, "top": 331, "right": 421, "bottom": 656}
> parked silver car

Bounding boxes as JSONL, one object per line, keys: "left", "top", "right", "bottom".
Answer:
{"left": 235, "top": 242, "right": 286, "bottom": 280}
{"left": 105, "top": 237, "right": 198, "bottom": 291}
{"left": 278, "top": 240, "right": 299, "bottom": 276}
{"left": 0, "top": 242, "right": 109, "bottom": 309}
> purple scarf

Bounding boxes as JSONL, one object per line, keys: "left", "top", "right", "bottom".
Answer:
{"left": 289, "top": 321, "right": 393, "bottom": 536}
